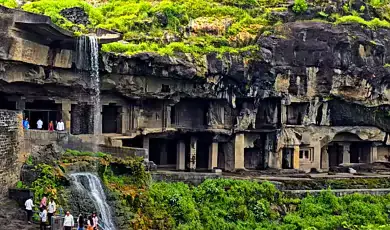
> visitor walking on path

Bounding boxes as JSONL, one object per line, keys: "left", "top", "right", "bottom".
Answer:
{"left": 40, "top": 196, "right": 47, "bottom": 209}
{"left": 39, "top": 206, "right": 48, "bottom": 230}
{"left": 87, "top": 215, "right": 94, "bottom": 230}
{"left": 48, "top": 121, "right": 54, "bottom": 131}
{"left": 24, "top": 196, "right": 34, "bottom": 224}
{"left": 92, "top": 212, "right": 98, "bottom": 230}
{"left": 56, "top": 119, "right": 65, "bottom": 131}
{"left": 63, "top": 211, "right": 74, "bottom": 230}
{"left": 47, "top": 199, "right": 56, "bottom": 227}
{"left": 77, "top": 214, "right": 85, "bottom": 230}
{"left": 23, "top": 117, "right": 30, "bottom": 130}
{"left": 37, "top": 118, "right": 43, "bottom": 130}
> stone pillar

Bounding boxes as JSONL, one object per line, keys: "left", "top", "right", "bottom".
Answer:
{"left": 189, "top": 137, "right": 197, "bottom": 171}
{"left": 143, "top": 136, "right": 149, "bottom": 162}
{"left": 342, "top": 143, "right": 351, "bottom": 164}
{"left": 371, "top": 143, "right": 378, "bottom": 163}
{"left": 166, "top": 105, "right": 172, "bottom": 128}
{"left": 321, "top": 146, "right": 329, "bottom": 170}
{"left": 234, "top": 133, "right": 245, "bottom": 170}
{"left": 120, "top": 107, "right": 129, "bottom": 134}
{"left": 208, "top": 142, "right": 218, "bottom": 170}
{"left": 61, "top": 102, "right": 71, "bottom": 131}
{"left": 16, "top": 99, "right": 25, "bottom": 111}
{"left": 293, "top": 146, "right": 300, "bottom": 169}
{"left": 281, "top": 101, "right": 287, "bottom": 125}
{"left": 176, "top": 140, "right": 186, "bottom": 170}
{"left": 160, "top": 142, "right": 168, "bottom": 165}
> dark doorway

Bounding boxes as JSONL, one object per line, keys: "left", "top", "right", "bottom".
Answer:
{"left": 217, "top": 143, "right": 225, "bottom": 170}
{"left": 102, "top": 104, "right": 119, "bottom": 133}
{"left": 282, "top": 148, "right": 294, "bottom": 169}
{"left": 0, "top": 94, "right": 16, "bottom": 110}
{"left": 122, "top": 136, "right": 143, "bottom": 148}
{"left": 328, "top": 143, "right": 343, "bottom": 167}
{"left": 148, "top": 138, "right": 177, "bottom": 166}
{"left": 350, "top": 142, "right": 371, "bottom": 163}
{"left": 244, "top": 138, "right": 266, "bottom": 169}
{"left": 196, "top": 139, "right": 210, "bottom": 169}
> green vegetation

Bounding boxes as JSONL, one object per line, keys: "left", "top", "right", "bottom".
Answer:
{"left": 64, "top": 149, "right": 108, "bottom": 158}
{"left": 107, "top": 174, "right": 390, "bottom": 230}
{"left": 0, "top": 0, "right": 17, "bottom": 8}
{"left": 292, "top": 0, "right": 308, "bottom": 14}
{"left": 336, "top": 15, "right": 390, "bottom": 28}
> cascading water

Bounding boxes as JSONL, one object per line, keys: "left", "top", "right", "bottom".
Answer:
{"left": 76, "top": 36, "right": 101, "bottom": 135}
{"left": 71, "top": 173, "right": 116, "bottom": 230}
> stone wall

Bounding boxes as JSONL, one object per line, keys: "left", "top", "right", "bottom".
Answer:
{"left": 0, "top": 110, "right": 25, "bottom": 195}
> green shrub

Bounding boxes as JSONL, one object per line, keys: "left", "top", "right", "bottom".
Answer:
{"left": 64, "top": 149, "right": 107, "bottom": 158}
{"left": 0, "top": 0, "right": 17, "bottom": 8}
{"left": 292, "top": 0, "right": 308, "bottom": 14}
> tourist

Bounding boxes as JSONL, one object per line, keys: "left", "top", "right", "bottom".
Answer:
{"left": 39, "top": 205, "right": 48, "bottom": 230}
{"left": 92, "top": 212, "right": 98, "bottom": 230}
{"left": 40, "top": 196, "right": 47, "bottom": 209}
{"left": 87, "top": 215, "right": 94, "bottom": 230}
{"left": 77, "top": 214, "right": 84, "bottom": 230}
{"left": 63, "top": 211, "right": 74, "bottom": 230}
{"left": 56, "top": 119, "right": 65, "bottom": 131}
{"left": 47, "top": 199, "right": 56, "bottom": 227}
{"left": 37, "top": 118, "right": 43, "bottom": 130}
{"left": 48, "top": 121, "right": 54, "bottom": 131}
{"left": 24, "top": 196, "right": 34, "bottom": 224}
{"left": 23, "top": 117, "right": 30, "bottom": 130}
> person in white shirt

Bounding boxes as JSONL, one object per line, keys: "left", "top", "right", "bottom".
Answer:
{"left": 63, "top": 211, "right": 74, "bottom": 230}
{"left": 47, "top": 199, "right": 56, "bottom": 227}
{"left": 56, "top": 119, "right": 65, "bottom": 131}
{"left": 92, "top": 212, "right": 98, "bottom": 230}
{"left": 37, "top": 119, "right": 43, "bottom": 130}
{"left": 39, "top": 206, "right": 48, "bottom": 230}
{"left": 25, "top": 196, "right": 34, "bottom": 224}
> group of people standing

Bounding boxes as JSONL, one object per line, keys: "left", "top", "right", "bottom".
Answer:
{"left": 23, "top": 117, "right": 65, "bottom": 131}
{"left": 24, "top": 196, "right": 99, "bottom": 230}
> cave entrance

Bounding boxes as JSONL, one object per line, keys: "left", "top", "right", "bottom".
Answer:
{"left": 350, "top": 142, "right": 371, "bottom": 163}
{"left": 24, "top": 100, "right": 60, "bottom": 130}
{"left": 196, "top": 139, "right": 211, "bottom": 169}
{"left": 102, "top": 104, "right": 121, "bottom": 134}
{"left": 282, "top": 148, "right": 294, "bottom": 169}
{"left": 255, "top": 98, "right": 281, "bottom": 129}
{"left": 149, "top": 138, "right": 177, "bottom": 168}
{"left": 245, "top": 138, "right": 267, "bottom": 169}
{"left": 328, "top": 143, "right": 343, "bottom": 167}
{"left": 286, "top": 102, "right": 309, "bottom": 125}
{"left": 0, "top": 93, "right": 16, "bottom": 110}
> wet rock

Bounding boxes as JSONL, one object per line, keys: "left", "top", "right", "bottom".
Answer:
{"left": 60, "top": 7, "right": 90, "bottom": 26}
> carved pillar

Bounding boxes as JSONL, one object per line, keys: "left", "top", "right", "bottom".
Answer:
{"left": 208, "top": 142, "right": 218, "bottom": 170}
{"left": 342, "top": 143, "right": 351, "bottom": 164}
{"left": 321, "top": 146, "right": 329, "bottom": 170}
{"left": 176, "top": 140, "right": 185, "bottom": 170}
{"left": 61, "top": 102, "right": 71, "bottom": 131}
{"left": 234, "top": 133, "right": 245, "bottom": 170}
{"left": 371, "top": 143, "right": 378, "bottom": 163}
{"left": 293, "top": 146, "right": 300, "bottom": 169}
{"left": 143, "top": 136, "right": 150, "bottom": 162}
{"left": 281, "top": 99, "right": 287, "bottom": 125}
{"left": 189, "top": 136, "right": 197, "bottom": 171}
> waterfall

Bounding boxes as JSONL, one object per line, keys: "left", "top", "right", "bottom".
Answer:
{"left": 89, "top": 36, "right": 101, "bottom": 135}
{"left": 76, "top": 36, "right": 101, "bottom": 135}
{"left": 70, "top": 173, "right": 116, "bottom": 230}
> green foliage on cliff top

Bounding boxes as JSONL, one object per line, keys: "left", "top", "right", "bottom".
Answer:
{"left": 15, "top": 0, "right": 390, "bottom": 58}
{"left": 0, "top": 0, "right": 17, "bottom": 8}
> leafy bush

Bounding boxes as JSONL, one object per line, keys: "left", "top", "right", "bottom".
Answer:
{"left": 64, "top": 149, "right": 107, "bottom": 158}
{"left": 292, "top": 0, "right": 308, "bottom": 14}
{"left": 0, "top": 0, "right": 17, "bottom": 8}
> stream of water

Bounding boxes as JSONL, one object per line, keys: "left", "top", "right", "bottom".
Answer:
{"left": 70, "top": 172, "right": 116, "bottom": 230}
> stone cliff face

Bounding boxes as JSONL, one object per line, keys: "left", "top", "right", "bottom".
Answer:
{"left": 0, "top": 4, "right": 390, "bottom": 173}
{"left": 101, "top": 21, "right": 390, "bottom": 130}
